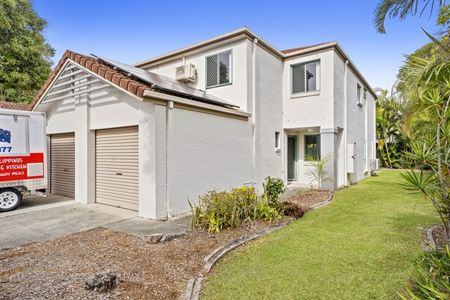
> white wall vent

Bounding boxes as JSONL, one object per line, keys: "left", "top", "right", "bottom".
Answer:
{"left": 176, "top": 64, "right": 196, "bottom": 82}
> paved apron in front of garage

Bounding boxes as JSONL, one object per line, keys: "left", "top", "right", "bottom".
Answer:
{"left": 0, "top": 201, "right": 191, "bottom": 250}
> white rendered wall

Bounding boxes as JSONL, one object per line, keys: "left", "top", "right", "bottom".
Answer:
{"left": 145, "top": 39, "right": 250, "bottom": 111}
{"left": 167, "top": 108, "right": 252, "bottom": 215}
{"left": 253, "top": 44, "right": 283, "bottom": 185}
{"left": 283, "top": 50, "right": 335, "bottom": 129}
{"left": 343, "top": 65, "right": 376, "bottom": 183}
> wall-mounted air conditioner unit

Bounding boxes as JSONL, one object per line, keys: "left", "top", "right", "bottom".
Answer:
{"left": 370, "top": 158, "right": 380, "bottom": 171}
{"left": 176, "top": 64, "right": 196, "bottom": 82}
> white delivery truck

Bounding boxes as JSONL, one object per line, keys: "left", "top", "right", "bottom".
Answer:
{"left": 0, "top": 109, "right": 47, "bottom": 212}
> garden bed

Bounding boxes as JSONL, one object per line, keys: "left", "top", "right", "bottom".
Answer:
{"left": 283, "top": 189, "right": 332, "bottom": 210}
{"left": 0, "top": 220, "right": 282, "bottom": 299}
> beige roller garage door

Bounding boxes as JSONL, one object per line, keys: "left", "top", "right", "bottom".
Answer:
{"left": 95, "top": 126, "right": 139, "bottom": 211}
{"left": 50, "top": 133, "right": 75, "bottom": 198}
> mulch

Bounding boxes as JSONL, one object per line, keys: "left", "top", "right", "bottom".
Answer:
{"left": 0, "top": 221, "right": 276, "bottom": 300}
{"left": 283, "top": 189, "right": 332, "bottom": 210}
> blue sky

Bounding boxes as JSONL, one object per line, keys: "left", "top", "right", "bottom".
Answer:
{"left": 33, "top": 0, "right": 440, "bottom": 90}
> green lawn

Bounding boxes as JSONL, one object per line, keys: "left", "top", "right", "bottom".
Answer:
{"left": 202, "top": 170, "right": 439, "bottom": 299}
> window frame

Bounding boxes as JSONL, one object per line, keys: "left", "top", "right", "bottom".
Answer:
{"left": 304, "top": 134, "right": 321, "bottom": 162}
{"left": 275, "top": 131, "right": 281, "bottom": 150}
{"left": 357, "top": 83, "right": 363, "bottom": 106}
{"left": 205, "top": 50, "right": 233, "bottom": 89}
{"left": 291, "top": 60, "right": 321, "bottom": 96}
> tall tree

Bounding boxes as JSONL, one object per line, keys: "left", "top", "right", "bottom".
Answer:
{"left": 374, "top": 0, "right": 447, "bottom": 33}
{"left": 0, "top": 0, "right": 54, "bottom": 103}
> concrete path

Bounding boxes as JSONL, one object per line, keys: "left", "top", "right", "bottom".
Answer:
{"left": 0, "top": 203, "right": 137, "bottom": 249}
{"left": 0, "top": 196, "right": 192, "bottom": 250}
{"left": 105, "top": 215, "right": 191, "bottom": 237}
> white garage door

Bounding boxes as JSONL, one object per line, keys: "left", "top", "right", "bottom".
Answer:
{"left": 50, "top": 133, "right": 75, "bottom": 198}
{"left": 95, "top": 126, "right": 139, "bottom": 211}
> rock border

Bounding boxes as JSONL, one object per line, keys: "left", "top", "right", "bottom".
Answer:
{"left": 424, "top": 225, "right": 438, "bottom": 252}
{"left": 309, "top": 191, "right": 333, "bottom": 210}
{"left": 183, "top": 193, "right": 334, "bottom": 300}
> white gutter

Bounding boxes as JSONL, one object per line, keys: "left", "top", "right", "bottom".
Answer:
{"left": 252, "top": 38, "right": 258, "bottom": 183}
{"left": 344, "top": 60, "right": 349, "bottom": 186}
{"left": 143, "top": 90, "right": 250, "bottom": 119}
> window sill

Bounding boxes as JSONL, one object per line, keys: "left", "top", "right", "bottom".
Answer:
{"left": 304, "top": 161, "right": 319, "bottom": 166}
{"left": 291, "top": 91, "right": 320, "bottom": 99}
{"left": 206, "top": 82, "right": 232, "bottom": 90}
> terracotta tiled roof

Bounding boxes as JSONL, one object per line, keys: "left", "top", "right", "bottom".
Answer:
{"left": 0, "top": 101, "right": 31, "bottom": 111}
{"left": 31, "top": 50, "right": 150, "bottom": 110}
{"left": 281, "top": 42, "right": 336, "bottom": 54}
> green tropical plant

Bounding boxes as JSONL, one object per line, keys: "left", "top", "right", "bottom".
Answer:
{"left": 0, "top": 0, "right": 54, "bottom": 103}
{"left": 374, "top": 0, "right": 447, "bottom": 33}
{"left": 399, "top": 48, "right": 450, "bottom": 243}
{"left": 399, "top": 246, "right": 450, "bottom": 299}
{"left": 306, "top": 155, "right": 333, "bottom": 189}
{"left": 376, "top": 89, "right": 410, "bottom": 168}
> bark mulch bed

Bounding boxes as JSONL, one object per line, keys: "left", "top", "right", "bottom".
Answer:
{"left": 283, "top": 189, "right": 332, "bottom": 210}
{"left": 0, "top": 221, "right": 277, "bottom": 300}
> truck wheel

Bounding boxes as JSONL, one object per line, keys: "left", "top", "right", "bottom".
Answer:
{"left": 0, "top": 188, "right": 22, "bottom": 212}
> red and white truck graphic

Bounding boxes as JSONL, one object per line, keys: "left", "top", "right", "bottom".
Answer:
{"left": 0, "top": 109, "right": 47, "bottom": 212}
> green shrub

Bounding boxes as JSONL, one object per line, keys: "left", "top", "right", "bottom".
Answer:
{"left": 263, "top": 176, "right": 285, "bottom": 205}
{"left": 254, "top": 201, "right": 279, "bottom": 221}
{"left": 399, "top": 246, "right": 450, "bottom": 299}
{"left": 190, "top": 186, "right": 279, "bottom": 233}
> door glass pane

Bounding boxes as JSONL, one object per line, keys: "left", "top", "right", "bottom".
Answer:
{"left": 287, "top": 136, "right": 297, "bottom": 180}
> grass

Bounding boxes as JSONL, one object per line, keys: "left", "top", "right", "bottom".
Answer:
{"left": 202, "top": 170, "right": 439, "bottom": 299}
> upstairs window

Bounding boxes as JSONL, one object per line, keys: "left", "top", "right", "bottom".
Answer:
{"left": 206, "top": 51, "right": 231, "bottom": 88}
{"left": 292, "top": 60, "right": 320, "bottom": 94}
{"left": 357, "top": 84, "right": 362, "bottom": 106}
{"left": 304, "top": 134, "right": 321, "bottom": 161}
{"left": 275, "top": 131, "right": 281, "bottom": 149}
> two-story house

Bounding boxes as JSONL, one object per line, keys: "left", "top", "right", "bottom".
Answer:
{"left": 32, "top": 27, "right": 376, "bottom": 219}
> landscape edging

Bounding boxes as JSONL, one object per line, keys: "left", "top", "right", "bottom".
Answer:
{"left": 309, "top": 191, "right": 333, "bottom": 210}
{"left": 183, "top": 220, "right": 292, "bottom": 300}
{"left": 184, "top": 191, "right": 334, "bottom": 300}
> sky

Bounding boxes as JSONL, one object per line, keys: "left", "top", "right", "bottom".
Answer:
{"left": 32, "top": 0, "right": 441, "bottom": 90}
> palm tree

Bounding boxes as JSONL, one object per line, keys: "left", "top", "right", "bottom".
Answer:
{"left": 374, "top": 0, "right": 447, "bottom": 33}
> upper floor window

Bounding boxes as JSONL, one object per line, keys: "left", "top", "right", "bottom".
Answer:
{"left": 206, "top": 50, "right": 231, "bottom": 88}
{"left": 292, "top": 60, "right": 320, "bottom": 94}
{"left": 363, "top": 88, "right": 367, "bottom": 100}
{"left": 357, "top": 84, "right": 362, "bottom": 106}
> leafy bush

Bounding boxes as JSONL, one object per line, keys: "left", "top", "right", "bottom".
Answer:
{"left": 277, "top": 202, "right": 305, "bottom": 219}
{"left": 254, "top": 202, "right": 279, "bottom": 221}
{"left": 399, "top": 246, "right": 450, "bottom": 299}
{"left": 190, "top": 186, "right": 279, "bottom": 233}
{"left": 263, "top": 176, "right": 285, "bottom": 205}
